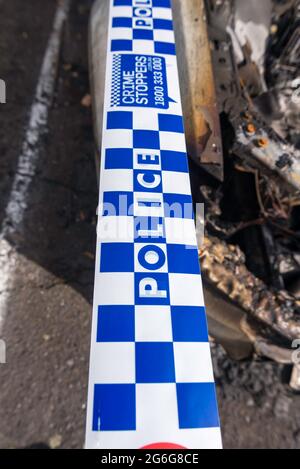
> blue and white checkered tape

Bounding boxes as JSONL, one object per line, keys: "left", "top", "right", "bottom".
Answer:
{"left": 85, "top": 0, "right": 222, "bottom": 449}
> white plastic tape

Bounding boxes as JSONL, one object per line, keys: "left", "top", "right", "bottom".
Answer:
{"left": 85, "top": 0, "right": 222, "bottom": 449}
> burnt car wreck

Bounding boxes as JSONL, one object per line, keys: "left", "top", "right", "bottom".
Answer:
{"left": 187, "top": 0, "right": 300, "bottom": 387}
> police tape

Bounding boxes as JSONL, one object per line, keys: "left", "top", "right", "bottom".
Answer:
{"left": 85, "top": 0, "right": 222, "bottom": 449}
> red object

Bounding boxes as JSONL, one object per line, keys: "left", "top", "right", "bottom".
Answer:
{"left": 141, "top": 442, "right": 186, "bottom": 449}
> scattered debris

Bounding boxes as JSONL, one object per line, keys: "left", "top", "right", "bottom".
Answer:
{"left": 80, "top": 93, "right": 91, "bottom": 107}
{"left": 63, "top": 63, "right": 72, "bottom": 71}
{"left": 48, "top": 434, "right": 62, "bottom": 449}
{"left": 83, "top": 251, "right": 94, "bottom": 260}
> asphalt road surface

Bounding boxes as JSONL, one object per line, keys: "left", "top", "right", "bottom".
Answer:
{"left": 0, "top": 0, "right": 299, "bottom": 449}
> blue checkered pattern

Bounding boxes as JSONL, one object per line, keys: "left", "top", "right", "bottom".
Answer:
{"left": 111, "top": 0, "right": 176, "bottom": 55}
{"left": 86, "top": 0, "right": 221, "bottom": 450}
{"left": 91, "top": 106, "right": 219, "bottom": 435}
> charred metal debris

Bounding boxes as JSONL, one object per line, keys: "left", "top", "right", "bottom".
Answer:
{"left": 194, "top": 0, "right": 300, "bottom": 370}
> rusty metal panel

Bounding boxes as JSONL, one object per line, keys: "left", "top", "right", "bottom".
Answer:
{"left": 172, "top": 0, "right": 223, "bottom": 180}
